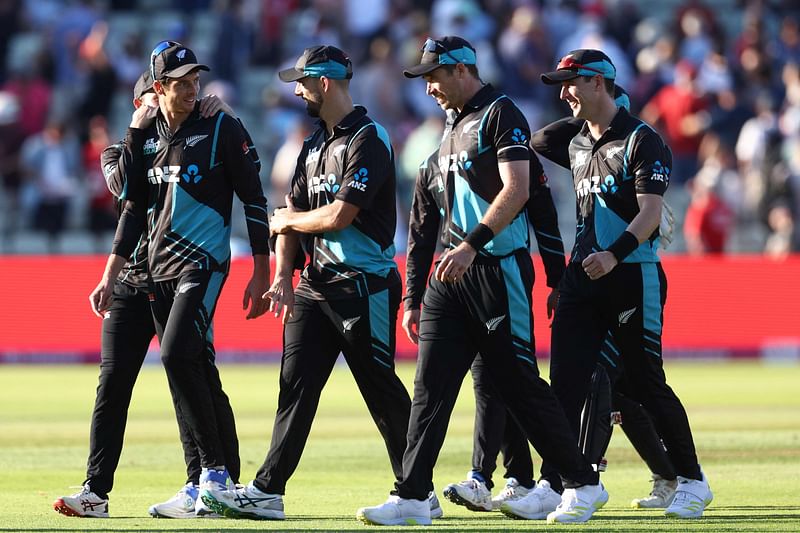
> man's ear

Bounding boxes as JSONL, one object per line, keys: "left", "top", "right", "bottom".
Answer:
{"left": 319, "top": 76, "right": 330, "bottom": 92}
{"left": 153, "top": 80, "right": 165, "bottom": 95}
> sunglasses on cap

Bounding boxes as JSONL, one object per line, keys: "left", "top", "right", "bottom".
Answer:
{"left": 422, "top": 38, "right": 462, "bottom": 65}
{"left": 556, "top": 56, "right": 606, "bottom": 75}
{"left": 150, "top": 40, "right": 181, "bottom": 80}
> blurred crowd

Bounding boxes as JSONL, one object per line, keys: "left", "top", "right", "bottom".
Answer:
{"left": 0, "top": 0, "right": 799, "bottom": 256}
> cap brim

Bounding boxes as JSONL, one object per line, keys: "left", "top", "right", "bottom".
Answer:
{"left": 541, "top": 70, "right": 581, "bottom": 85}
{"left": 278, "top": 67, "right": 306, "bottom": 82}
{"left": 163, "top": 64, "right": 210, "bottom": 79}
{"left": 403, "top": 63, "right": 442, "bottom": 78}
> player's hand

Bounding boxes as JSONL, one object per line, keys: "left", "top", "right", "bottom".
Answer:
{"left": 130, "top": 102, "right": 158, "bottom": 129}
{"left": 270, "top": 207, "right": 290, "bottom": 235}
{"left": 199, "top": 94, "right": 235, "bottom": 118}
{"left": 659, "top": 200, "right": 675, "bottom": 249}
{"left": 243, "top": 272, "right": 270, "bottom": 319}
{"left": 402, "top": 308, "right": 421, "bottom": 344}
{"left": 263, "top": 274, "right": 294, "bottom": 324}
{"left": 581, "top": 251, "right": 618, "bottom": 281}
{"left": 546, "top": 287, "right": 559, "bottom": 319}
{"left": 435, "top": 242, "right": 477, "bottom": 283}
{"left": 89, "top": 277, "right": 114, "bottom": 318}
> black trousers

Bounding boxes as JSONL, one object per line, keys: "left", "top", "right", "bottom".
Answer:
{"left": 254, "top": 286, "right": 411, "bottom": 495}
{"left": 469, "top": 361, "right": 676, "bottom": 492}
{"left": 85, "top": 279, "right": 241, "bottom": 497}
{"left": 395, "top": 252, "right": 598, "bottom": 501}
{"left": 542, "top": 262, "right": 700, "bottom": 484}
{"left": 150, "top": 269, "right": 236, "bottom": 472}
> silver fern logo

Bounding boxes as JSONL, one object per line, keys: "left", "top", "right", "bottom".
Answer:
{"left": 618, "top": 307, "right": 637, "bottom": 325}
{"left": 342, "top": 316, "right": 361, "bottom": 332}
{"left": 184, "top": 135, "right": 208, "bottom": 149}
{"left": 485, "top": 315, "right": 506, "bottom": 332}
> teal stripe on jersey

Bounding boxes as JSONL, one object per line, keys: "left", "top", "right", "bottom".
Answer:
{"left": 368, "top": 289, "right": 391, "bottom": 354}
{"left": 501, "top": 255, "right": 531, "bottom": 346}
{"left": 321, "top": 225, "right": 395, "bottom": 277}
{"left": 452, "top": 173, "right": 528, "bottom": 256}
{"left": 171, "top": 186, "right": 231, "bottom": 264}
{"left": 593, "top": 194, "right": 659, "bottom": 263}
{"left": 202, "top": 271, "right": 226, "bottom": 319}
{"left": 209, "top": 112, "right": 225, "bottom": 169}
{"left": 641, "top": 263, "right": 663, "bottom": 337}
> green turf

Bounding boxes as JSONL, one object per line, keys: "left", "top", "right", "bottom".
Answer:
{"left": 1, "top": 361, "right": 799, "bottom": 531}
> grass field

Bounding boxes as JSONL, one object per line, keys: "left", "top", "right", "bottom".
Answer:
{"left": 1, "top": 360, "right": 799, "bottom": 531}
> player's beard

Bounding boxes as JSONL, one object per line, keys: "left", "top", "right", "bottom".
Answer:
{"left": 304, "top": 92, "right": 323, "bottom": 118}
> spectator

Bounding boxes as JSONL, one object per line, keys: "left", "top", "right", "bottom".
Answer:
{"left": 642, "top": 59, "right": 710, "bottom": 184}
{"left": 19, "top": 120, "right": 80, "bottom": 249}
{"left": 82, "top": 115, "right": 115, "bottom": 247}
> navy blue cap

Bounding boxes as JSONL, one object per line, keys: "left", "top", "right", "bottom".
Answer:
{"left": 542, "top": 49, "right": 616, "bottom": 85}
{"left": 278, "top": 45, "right": 353, "bottom": 82}
{"left": 403, "top": 36, "right": 477, "bottom": 78}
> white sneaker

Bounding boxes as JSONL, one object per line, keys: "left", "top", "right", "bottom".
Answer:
{"left": 546, "top": 482, "right": 608, "bottom": 524}
{"left": 53, "top": 485, "right": 109, "bottom": 518}
{"left": 428, "top": 491, "right": 443, "bottom": 519}
{"left": 200, "top": 481, "right": 285, "bottom": 520}
{"left": 442, "top": 477, "right": 492, "bottom": 512}
{"left": 499, "top": 479, "right": 561, "bottom": 520}
{"left": 148, "top": 483, "right": 200, "bottom": 519}
{"left": 631, "top": 474, "right": 677, "bottom": 509}
{"left": 664, "top": 472, "right": 713, "bottom": 518}
{"left": 491, "top": 477, "right": 532, "bottom": 510}
{"left": 357, "top": 495, "right": 431, "bottom": 526}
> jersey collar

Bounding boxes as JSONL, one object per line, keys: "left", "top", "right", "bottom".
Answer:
{"left": 319, "top": 105, "right": 368, "bottom": 136}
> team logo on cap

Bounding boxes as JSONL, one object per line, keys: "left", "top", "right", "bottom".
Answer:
{"left": 176, "top": 49, "right": 187, "bottom": 60}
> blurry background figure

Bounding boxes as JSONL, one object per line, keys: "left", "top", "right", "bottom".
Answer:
{"left": 0, "top": 91, "right": 24, "bottom": 240}
{"left": 82, "top": 115, "right": 114, "bottom": 250}
{"left": 641, "top": 59, "right": 709, "bottom": 185}
{"left": 684, "top": 160, "right": 735, "bottom": 255}
{"left": 19, "top": 120, "right": 80, "bottom": 251}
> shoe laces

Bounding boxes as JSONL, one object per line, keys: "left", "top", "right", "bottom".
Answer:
{"left": 650, "top": 477, "right": 675, "bottom": 500}
{"left": 555, "top": 488, "right": 578, "bottom": 510}
{"left": 68, "top": 484, "right": 95, "bottom": 498}
{"left": 498, "top": 479, "right": 520, "bottom": 499}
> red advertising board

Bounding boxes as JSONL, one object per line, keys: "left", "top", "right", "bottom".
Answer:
{"left": 1, "top": 255, "right": 798, "bottom": 361}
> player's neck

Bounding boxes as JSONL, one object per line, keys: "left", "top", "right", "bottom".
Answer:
{"left": 321, "top": 94, "right": 354, "bottom": 135}
{"left": 585, "top": 98, "right": 618, "bottom": 140}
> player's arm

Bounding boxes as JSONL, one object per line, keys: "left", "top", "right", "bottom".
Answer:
{"left": 436, "top": 103, "right": 531, "bottom": 283}
{"left": 403, "top": 156, "right": 441, "bottom": 343}
{"left": 270, "top": 198, "right": 359, "bottom": 234}
{"left": 262, "top": 148, "right": 312, "bottom": 323}
{"left": 530, "top": 117, "right": 583, "bottom": 169}
{"left": 220, "top": 115, "right": 270, "bottom": 319}
{"left": 527, "top": 154, "right": 566, "bottom": 317}
{"left": 100, "top": 141, "right": 126, "bottom": 200}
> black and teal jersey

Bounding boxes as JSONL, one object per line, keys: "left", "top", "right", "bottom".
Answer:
{"left": 534, "top": 108, "right": 670, "bottom": 265}
{"left": 404, "top": 139, "right": 566, "bottom": 311}
{"left": 436, "top": 84, "right": 532, "bottom": 257}
{"left": 289, "top": 106, "right": 399, "bottom": 300}
{"left": 112, "top": 103, "right": 269, "bottom": 281}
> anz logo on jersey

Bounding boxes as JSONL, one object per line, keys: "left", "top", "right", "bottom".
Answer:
{"left": 576, "top": 175, "right": 601, "bottom": 198}
{"left": 310, "top": 173, "right": 340, "bottom": 195}
{"left": 147, "top": 165, "right": 181, "bottom": 184}
{"left": 439, "top": 151, "right": 473, "bottom": 174}
{"left": 347, "top": 167, "right": 369, "bottom": 192}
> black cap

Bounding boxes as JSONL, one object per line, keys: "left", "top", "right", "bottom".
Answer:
{"left": 278, "top": 45, "right": 353, "bottom": 82}
{"left": 133, "top": 71, "right": 153, "bottom": 100}
{"left": 541, "top": 49, "right": 616, "bottom": 85}
{"left": 403, "top": 36, "right": 477, "bottom": 78}
{"left": 151, "top": 42, "right": 209, "bottom": 81}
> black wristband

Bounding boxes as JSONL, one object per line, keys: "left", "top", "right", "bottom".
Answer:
{"left": 464, "top": 223, "right": 494, "bottom": 251}
{"left": 606, "top": 230, "right": 639, "bottom": 262}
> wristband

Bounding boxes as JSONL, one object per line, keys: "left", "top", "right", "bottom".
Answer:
{"left": 606, "top": 230, "right": 639, "bottom": 262}
{"left": 464, "top": 223, "right": 494, "bottom": 251}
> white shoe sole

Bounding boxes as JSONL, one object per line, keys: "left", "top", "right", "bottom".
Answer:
{"left": 356, "top": 510, "right": 432, "bottom": 526}
{"left": 200, "top": 494, "right": 285, "bottom": 520}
